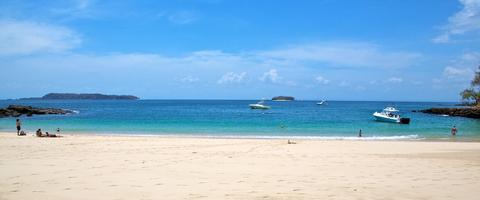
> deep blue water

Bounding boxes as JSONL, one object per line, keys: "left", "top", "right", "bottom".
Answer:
{"left": 0, "top": 100, "right": 479, "bottom": 140}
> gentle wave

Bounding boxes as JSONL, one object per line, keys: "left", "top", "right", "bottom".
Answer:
{"left": 65, "top": 109, "right": 80, "bottom": 114}
{"left": 89, "top": 133, "right": 422, "bottom": 141}
{"left": 197, "top": 134, "right": 422, "bottom": 140}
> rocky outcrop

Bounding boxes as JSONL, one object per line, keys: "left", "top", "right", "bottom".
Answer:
{"left": 272, "top": 96, "right": 295, "bottom": 101}
{"left": 0, "top": 105, "right": 73, "bottom": 118}
{"left": 417, "top": 107, "right": 480, "bottom": 119}
{"left": 20, "top": 93, "right": 139, "bottom": 100}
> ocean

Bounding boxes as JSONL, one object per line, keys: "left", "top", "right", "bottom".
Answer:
{"left": 0, "top": 100, "right": 479, "bottom": 140}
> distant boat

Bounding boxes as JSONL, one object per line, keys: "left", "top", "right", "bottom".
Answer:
{"left": 249, "top": 100, "right": 271, "bottom": 109}
{"left": 316, "top": 100, "right": 327, "bottom": 105}
{"left": 373, "top": 107, "right": 410, "bottom": 124}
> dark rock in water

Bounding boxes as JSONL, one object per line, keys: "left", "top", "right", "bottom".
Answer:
{"left": 0, "top": 105, "right": 73, "bottom": 118}
{"left": 418, "top": 107, "right": 480, "bottom": 119}
{"left": 272, "top": 96, "right": 295, "bottom": 101}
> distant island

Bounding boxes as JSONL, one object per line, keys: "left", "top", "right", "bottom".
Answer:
{"left": 20, "top": 93, "right": 140, "bottom": 100}
{"left": 271, "top": 96, "right": 295, "bottom": 101}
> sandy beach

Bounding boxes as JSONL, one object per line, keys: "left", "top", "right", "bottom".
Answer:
{"left": 0, "top": 133, "right": 479, "bottom": 200}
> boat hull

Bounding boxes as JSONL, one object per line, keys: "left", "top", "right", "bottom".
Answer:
{"left": 249, "top": 104, "right": 270, "bottom": 109}
{"left": 373, "top": 112, "right": 400, "bottom": 123}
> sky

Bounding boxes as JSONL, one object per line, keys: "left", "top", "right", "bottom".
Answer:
{"left": 0, "top": 0, "right": 479, "bottom": 101}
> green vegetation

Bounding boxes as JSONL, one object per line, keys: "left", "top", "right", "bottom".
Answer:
{"left": 461, "top": 66, "right": 480, "bottom": 107}
{"left": 20, "top": 93, "right": 139, "bottom": 100}
{"left": 271, "top": 96, "right": 295, "bottom": 101}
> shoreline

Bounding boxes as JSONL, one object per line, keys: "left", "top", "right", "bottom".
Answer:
{"left": 1, "top": 131, "right": 479, "bottom": 142}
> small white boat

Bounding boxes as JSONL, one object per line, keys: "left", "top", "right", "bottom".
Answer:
{"left": 316, "top": 100, "right": 327, "bottom": 105}
{"left": 249, "top": 100, "right": 271, "bottom": 109}
{"left": 373, "top": 107, "right": 410, "bottom": 124}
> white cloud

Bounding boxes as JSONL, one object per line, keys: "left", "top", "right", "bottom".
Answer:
{"left": 432, "top": 34, "right": 451, "bottom": 43}
{"left": 258, "top": 42, "right": 420, "bottom": 68}
{"left": 433, "top": 78, "right": 442, "bottom": 84}
{"left": 386, "top": 77, "right": 403, "bottom": 83}
{"left": 461, "top": 51, "right": 480, "bottom": 61}
{"left": 355, "top": 86, "right": 366, "bottom": 91}
{"left": 339, "top": 81, "right": 350, "bottom": 87}
{"left": 0, "top": 37, "right": 424, "bottom": 93}
{"left": 443, "top": 66, "right": 472, "bottom": 78}
{"left": 285, "top": 80, "right": 297, "bottom": 86}
{"left": 259, "top": 69, "right": 282, "bottom": 83}
{"left": 0, "top": 26, "right": 420, "bottom": 71}
{"left": 167, "top": 10, "right": 198, "bottom": 25}
{"left": 433, "top": 0, "right": 480, "bottom": 43}
{"left": 0, "top": 0, "right": 99, "bottom": 22}
{"left": 180, "top": 75, "right": 199, "bottom": 83}
{"left": 76, "top": 0, "right": 92, "bottom": 10}
{"left": 217, "top": 72, "right": 246, "bottom": 84}
{"left": 442, "top": 52, "right": 480, "bottom": 80}
{"left": 315, "top": 75, "right": 330, "bottom": 84}
{"left": 411, "top": 80, "right": 422, "bottom": 85}
{"left": 0, "top": 20, "right": 81, "bottom": 56}
{"left": 47, "top": 0, "right": 99, "bottom": 21}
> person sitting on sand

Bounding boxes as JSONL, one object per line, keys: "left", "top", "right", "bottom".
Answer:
{"left": 451, "top": 126, "right": 458, "bottom": 136}
{"left": 36, "top": 129, "right": 43, "bottom": 137}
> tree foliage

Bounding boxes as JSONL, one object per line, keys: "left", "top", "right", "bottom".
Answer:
{"left": 461, "top": 89, "right": 476, "bottom": 102}
{"left": 473, "top": 67, "right": 480, "bottom": 86}
{"left": 461, "top": 66, "right": 480, "bottom": 106}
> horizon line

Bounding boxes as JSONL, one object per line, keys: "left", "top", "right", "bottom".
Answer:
{"left": 2, "top": 98, "right": 461, "bottom": 103}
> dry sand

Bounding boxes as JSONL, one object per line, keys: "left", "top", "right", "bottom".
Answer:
{"left": 0, "top": 133, "right": 479, "bottom": 200}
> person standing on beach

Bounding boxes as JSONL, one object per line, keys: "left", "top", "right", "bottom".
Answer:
{"left": 16, "top": 119, "right": 21, "bottom": 136}
{"left": 358, "top": 129, "right": 362, "bottom": 137}
{"left": 451, "top": 126, "right": 457, "bottom": 136}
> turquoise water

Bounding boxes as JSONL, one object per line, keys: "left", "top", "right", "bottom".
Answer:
{"left": 0, "top": 100, "right": 479, "bottom": 140}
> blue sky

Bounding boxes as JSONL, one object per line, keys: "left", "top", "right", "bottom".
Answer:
{"left": 0, "top": 0, "right": 479, "bottom": 101}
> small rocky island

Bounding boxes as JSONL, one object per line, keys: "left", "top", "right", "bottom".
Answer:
{"left": 21, "top": 93, "right": 139, "bottom": 100}
{"left": 272, "top": 96, "right": 295, "bottom": 101}
{"left": 0, "top": 105, "right": 73, "bottom": 118}
{"left": 417, "top": 107, "right": 480, "bottom": 119}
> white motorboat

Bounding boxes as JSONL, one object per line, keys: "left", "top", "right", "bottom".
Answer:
{"left": 373, "top": 107, "right": 410, "bottom": 124}
{"left": 316, "top": 100, "right": 326, "bottom": 105}
{"left": 249, "top": 100, "right": 271, "bottom": 109}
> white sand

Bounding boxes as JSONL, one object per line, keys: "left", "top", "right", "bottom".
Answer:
{"left": 0, "top": 133, "right": 479, "bottom": 200}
